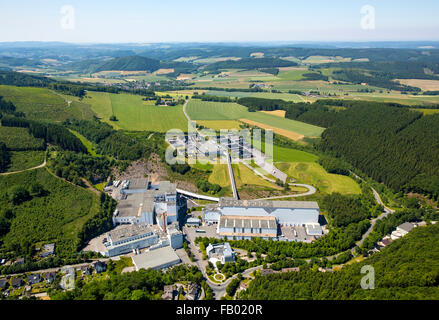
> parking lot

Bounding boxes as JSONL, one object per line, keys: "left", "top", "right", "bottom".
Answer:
{"left": 184, "top": 224, "right": 219, "bottom": 243}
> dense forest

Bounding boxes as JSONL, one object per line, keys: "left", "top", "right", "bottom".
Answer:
{"left": 205, "top": 58, "right": 298, "bottom": 71}
{"left": 1, "top": 116, "right": 87, "bottom": 153}
{"left": 93, "top": 56, "right": 161, "bottom": 73}
{"left": 0, "top": 142, "right": 9, "bottom": 172}
{"left": 66, "top": 119, "right": 155, "bottom": 160}
{"left": 331, "top": 69, "right": 421, "bottom": 92}
{"left": 236, "top": 97, "right": 439, "bottom": 199}
{"left": 242, "top": 223, "right": 439, "bottom": 300}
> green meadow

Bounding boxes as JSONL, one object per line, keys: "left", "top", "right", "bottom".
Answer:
{"left": 0, "top": 85, "right": 94, "bottom": 122}
{"left": 84, "top": 91, "right": 188, "bottom": 132}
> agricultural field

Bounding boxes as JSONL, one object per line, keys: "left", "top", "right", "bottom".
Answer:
{"left": 0, "top": 126, "right": 45, "bottom": 150}
{"left": 82, "top": 91, "right": 188, "bottom": 132}
{"left": 186, "top": 100, "right": 325, "bottom": 139}
{"left": 395, "top": 79, "right": 439, "bottom": 91}
{"left": 197, "top": 120, "right": 242, "bottom": 130}
{"left": 0, "top": 168, "right": 100, "bottom": 255}
{"left": 0, "top": 85, "right": 95, "bottom": 122}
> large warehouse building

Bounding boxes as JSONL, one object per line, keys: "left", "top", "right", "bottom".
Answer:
{"left": 212, "top": 198, "right": 321, "bottom": 240}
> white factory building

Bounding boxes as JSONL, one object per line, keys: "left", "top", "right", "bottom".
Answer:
{"left": 205, "top": 198, "right": 321, "bottom": 240}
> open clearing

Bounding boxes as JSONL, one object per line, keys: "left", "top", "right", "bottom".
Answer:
{"left": 396, "top": 79, "right": 439, "bottom": 91}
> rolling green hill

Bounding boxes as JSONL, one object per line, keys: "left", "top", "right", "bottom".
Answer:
{"left": 93, "top": 56, "right": 161, "bottom": 72}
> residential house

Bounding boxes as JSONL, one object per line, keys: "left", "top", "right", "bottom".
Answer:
{"left": 27, "top": 274, "right": 42, "bottom": 285}
{"left": 0, "top": 279, "right": 8, "bottom": 290}
{"left": 93, "top": 261, "right": 107, "bottom": 273}
{"left": 41, "top": 243, "right": 55, "bottom": 258}
{"left": 11, "top": 277, "right": 23, "bottom": 289}
{"left": 43, "top": 272, "right": 57, "bottom": 284}
{"left": 185, "top": 282, "right": 199, "bottom": 300}
{"left": 161, "top": 285, "right": 175, "bottom": 300}
{"left": 240, "top": 282, "right": 249, "bottom": 291}
{"left": 15, "top": 257, "right": 25, "bottom": 265}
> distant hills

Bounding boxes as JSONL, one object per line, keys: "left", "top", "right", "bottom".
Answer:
{"left": 93, "top": 56, "right": 161, "bottom": 73}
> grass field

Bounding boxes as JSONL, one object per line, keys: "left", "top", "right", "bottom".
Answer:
{"left": 197, "top": 120, "right": 242, "bottom": 130}
{"left": 84, "top": 91, "right": 188, "bottom": 132}
{"left": 186, "top": 100, "right": 325, "bottom": 138}
{"left": 208, "top": 164, "right": 230, "bottom": 187}
{"left": 0, "top": 85, "right": 94, "bottom": 122}
{"left": 6, "top": 150, "right": 45, "bottom": 172}
{"left": 0, "top": 126, "right": 45, "bottom": 150}
{"left": 68, "top": 129, "right": 98, "bottom": 156}
{"left": 278, "top": 162, "right": 361, "bottom": 195}
{"left": 233, "top": 163, "right": 281, "bottom": 189}
{"left": 410, "top": 108, "right": 439, "bottom": 115}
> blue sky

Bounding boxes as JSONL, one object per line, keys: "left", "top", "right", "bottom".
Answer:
{"left": 0, "top": 0, "right": 438, "bottom": 42}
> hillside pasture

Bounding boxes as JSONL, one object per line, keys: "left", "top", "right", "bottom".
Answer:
{"left": 0, "top": 85, "right": 94, "bottom": 122}
{"left": 84, "top": 91, "right": 188, "bottom": 132}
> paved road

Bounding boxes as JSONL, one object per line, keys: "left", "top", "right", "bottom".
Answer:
{"left": 254, "top": 184, "right": 317, "bottom": 201}
{"left": 183, "top": 99, "right": 239, "bottom": 200}
{"left": 226, "top": 153, "right": 239, "bottom": 200}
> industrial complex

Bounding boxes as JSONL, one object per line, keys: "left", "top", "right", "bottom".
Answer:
{"left": 204, "top": 198, "right": 322, "bottom": 240}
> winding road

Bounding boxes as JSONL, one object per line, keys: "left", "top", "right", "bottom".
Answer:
{"left": 0, "top": 155, "right": 47, "bottom": 176}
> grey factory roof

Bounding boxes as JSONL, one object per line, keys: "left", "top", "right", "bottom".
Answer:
{"left": 116, "top": 180, "right": 178, "bottom": 218}
{"left": 219, "top": 215, "right": 277, "bottom": 230}
{"left": 398, "top": 222, "right": 415, "bottom": 233}
{"left": 116, "top": 193, "right": 154, "bottom": 217}
{"left": 219, "top": 198, "right": 319, "bottom": 210}
{"left": 132, "top": 246, "right": 181, "bottom": 271}
{"left": 108, "top": 224, "right": 153, "bottom": 243}
{"left": 127, "top": 178, "right": 148, "bottom": 190}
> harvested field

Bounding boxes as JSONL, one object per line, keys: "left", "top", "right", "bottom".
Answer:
{"left": 155, "top": 68, "right": 174, "bottom": 75}
{"left": 396, "top": 79, "right": 439, "bottom": 91}
{"left": 239, "top": 119, "right": 305, "bottom": 141}
{"left": 261, "top": 110, "right": 286, "bottom": 118}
